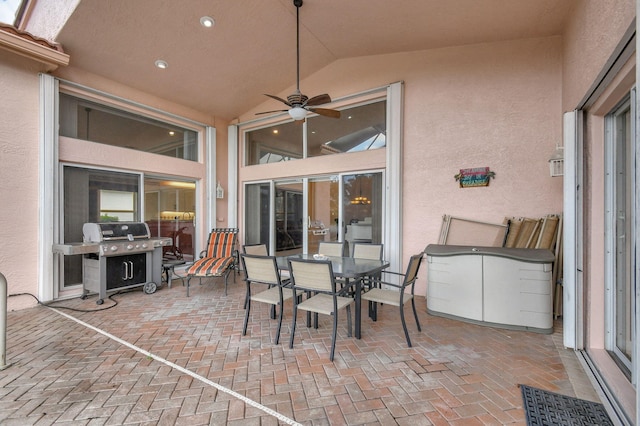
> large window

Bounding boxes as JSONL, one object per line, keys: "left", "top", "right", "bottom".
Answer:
{"left": 144, "top": 177, "right": 196, "bottom": 262}
{"left": 244, "top": 172, "right": 383, "bottom": 256}
{"left": 62, "top": 166, "right": 141, "bottom": 287}
{"left": 59, "top": 93, "right": 198, "bottom": 161}
{"left": 244, "top": 100, "right": 386, "bottom": 165}
{"left": 605, "top": 96, "right": 635, "bottom": 378}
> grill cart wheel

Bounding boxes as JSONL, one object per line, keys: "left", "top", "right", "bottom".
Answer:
{"left": 143, "top": 281, "right": 157, "bottom": 294}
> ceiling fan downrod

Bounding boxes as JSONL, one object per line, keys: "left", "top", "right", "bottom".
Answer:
{"left": 294, "top": 0, "right": 302, "bottom": 94}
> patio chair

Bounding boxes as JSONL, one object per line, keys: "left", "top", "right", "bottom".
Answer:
{"left": 351, "top": 243, "right": 384, "bottom": 309}
{"left": 361, "top": 253, "right": 423, "bottom": 347}
{"left": 243, "top": 243, "right": 268, "bottom": 255}
{"left": 288, "top": 258, "right": 354, "bottom": 361}
{"left": 317, "top": 241, "right": 346, "bottom": 257}
{"left": 241, "top": 254, "right": 301, "bottom": 344}
{"left": 185, "top": 228, "right": 238, "bottom": 296}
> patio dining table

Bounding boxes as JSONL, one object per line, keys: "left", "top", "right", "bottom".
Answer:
{"left": 276, "top": 254, "right": 390, "bottom": 339}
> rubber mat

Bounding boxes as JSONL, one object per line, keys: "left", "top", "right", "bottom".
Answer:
{"left": 520, "top": 384, "right": 613, "bottom": 426}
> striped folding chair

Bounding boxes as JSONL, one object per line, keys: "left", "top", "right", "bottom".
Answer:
{"left": 185, "top": 228, "right": 238, "bottom": 296}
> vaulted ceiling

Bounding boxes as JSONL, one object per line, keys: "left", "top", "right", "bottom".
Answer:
{"left": 53, "top": 0, "right": 575, "bottom": 121}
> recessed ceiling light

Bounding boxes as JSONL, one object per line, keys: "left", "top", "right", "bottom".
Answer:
{"left": 169, "top": 131, "right": 175, "bottom": 136}
{"left": 155, "top": 60, "right": 168, "bottom": 69}
{"left": 200, "top": 16, "right": 215, "bottom": 28}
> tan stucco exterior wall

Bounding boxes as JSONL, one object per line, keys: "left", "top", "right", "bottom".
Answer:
{"left": 562, "top": 0, "right": 635, "bottom": 111}
{"left": 0, "top": 50, "right": 43, "bottom": 310}
{"left": 243, "top": 36, "right": 564, "bottom": 296}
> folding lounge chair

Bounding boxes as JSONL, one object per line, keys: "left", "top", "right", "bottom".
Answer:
{"left": 185, "top": 228, "right": 239, "bottom": 296}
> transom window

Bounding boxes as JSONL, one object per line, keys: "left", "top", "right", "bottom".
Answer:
{"left": 245, "top": 100, "right": 386, "bottom": 166}
{"left": 59, "top": 93, "right": 198, "bottom": 161}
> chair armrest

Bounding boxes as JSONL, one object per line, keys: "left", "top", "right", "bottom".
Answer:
{"left": 199, "top": 250, "right": 206, "bottom": 258}
{"left": 380, "top": 270, "right": 405, "bottom": 278}
{"left": 371, "top": 280, "right": 403, "bottom": 290}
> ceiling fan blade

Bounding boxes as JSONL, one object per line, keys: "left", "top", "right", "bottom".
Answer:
{"left": 264, "top": 94, "right": 292, "bottom": 107}
{"left": 255, "top": 109, "right": 288, "bottom": 115}
{"left": 304, "top": 94, "right": 332, "bottom": 107}
{"left": 308, "top": 107, "right": 341, "bottom": 119}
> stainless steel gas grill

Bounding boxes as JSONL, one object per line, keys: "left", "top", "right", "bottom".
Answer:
{"left": 53, "top": 222, "right": 171, "bottom": 305}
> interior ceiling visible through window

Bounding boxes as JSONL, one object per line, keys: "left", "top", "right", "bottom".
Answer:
{"left": 250, "top": 100, "right": 386, "bottom": 157}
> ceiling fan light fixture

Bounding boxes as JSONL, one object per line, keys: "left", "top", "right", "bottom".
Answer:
{"left": 288, "top": 106, "right": 308, "bottom": 121}
{"left": 200, "top": 16, "right": 215, "bottom": 28}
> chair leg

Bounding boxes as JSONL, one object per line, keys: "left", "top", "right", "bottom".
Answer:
{"left": 330, "top": 311, "right": 338, "bottom": 362}
{"left": 346, "top": 306, "right": 352, "bottom": 338}
{"left": 275, "top": 303, "right": 283, "bottom": 345}
{"left": 411, "top": 297, "right": 421, "bottom": 332}
{"left": 242, "top": 299, "right": 251, "bottom": 336}
{"left": 289, "top": 306, "right": 298, "bottom": 349}
{"left": 370, "top": 301, "right": 378, "bottom": 321}
{"left": 400, "top": 305, "right": 412, "bottom": 347}
{"left": 186, "top": 276, "right": 191, "bottom": 297}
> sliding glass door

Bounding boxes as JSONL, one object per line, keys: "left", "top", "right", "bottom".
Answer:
{"left": 244, "top": 172, "right": 383, "bottom": 256}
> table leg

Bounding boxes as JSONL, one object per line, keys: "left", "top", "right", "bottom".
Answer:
{"left": 354, "top": 278, "right": 361, "bottom": 339}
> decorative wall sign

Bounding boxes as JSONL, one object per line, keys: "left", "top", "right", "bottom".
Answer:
{"left": 454, "top": 167, "right": 495, "bottom": 188}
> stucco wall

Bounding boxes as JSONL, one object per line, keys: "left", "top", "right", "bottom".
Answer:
{"left": 562, "top": 0, "right": 635, "bottom": 111}
{"left": 0, "top": 51, "right": 42, "bottom": 310}
{"left": 243, "top": 36, "right": 564, "bottom": 295}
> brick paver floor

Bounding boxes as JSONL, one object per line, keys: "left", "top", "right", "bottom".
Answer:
{"left": 1, "top": 272, "right": 599, "bottom": 425}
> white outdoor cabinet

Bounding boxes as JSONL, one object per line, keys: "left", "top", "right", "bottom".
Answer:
{"left": 424, "top": 244, "right": 555, "bottom": 334}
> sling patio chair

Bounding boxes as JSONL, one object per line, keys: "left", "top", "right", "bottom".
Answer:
{"left": 185, "top": 228, "right": 239, "bottom": 296}
{"left": 317, "top": 241, "right": 346, "bottom": 257}
{"left": 241, "top": 254, "right": 302, "bottom": 345}
{"left": 288, "top": 258, "right": 355, "bottom": 361}
{"left": 242, "top": 243, "right": 268, "bottom": 255}
{"left": 361, "top": 252, "right": 423, "bottom": 347}
{"left": 351, "top": 243, "right": 384, "bottom": 313}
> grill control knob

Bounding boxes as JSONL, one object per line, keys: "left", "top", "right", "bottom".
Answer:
{"left": 110, "top": 245, "right": 118, "bottom": 252}
{"left": 141, "top": 243, "right": 148, "bottom": 249}
{"left": 127, "top": 244, "right": 134, "bottom": 250}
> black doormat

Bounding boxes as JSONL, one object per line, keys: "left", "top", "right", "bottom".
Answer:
{"left": 520, "top": 384, "right": 613, "bottom": 426}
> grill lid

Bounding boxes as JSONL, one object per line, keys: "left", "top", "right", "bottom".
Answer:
{"left": 83, "top": 222, "right": 151, "bottom": 242}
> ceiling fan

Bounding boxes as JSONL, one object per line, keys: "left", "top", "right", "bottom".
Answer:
{"left": 256, "top": 0, "right": 340, "bottom": 121}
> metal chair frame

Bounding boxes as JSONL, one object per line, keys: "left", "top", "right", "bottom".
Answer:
{"left": 288, "top": 258, "right": 355, "bottom": 361}
{"left": 361, "top": 253, "right": 423, "bottom": 347}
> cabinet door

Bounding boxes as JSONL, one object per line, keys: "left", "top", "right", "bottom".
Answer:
{"left": 427, "top": 255, "right": 483, "bottom": 321}
{"left": 106, "top": 254, "right": 147, "bottom": 290}
{"left": 483, "top": 256, "right": 552, "bottom": 329}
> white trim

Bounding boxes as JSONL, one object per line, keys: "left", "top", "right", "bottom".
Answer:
{"left": 39, "top": 74, "right": 58, "bottom": 303}
{"left": 386, "top": 81, "right": 403, "bottom": 276}
{"left": 563, "top": 110, "right": 584, "bottom": 349}
{"left": 206, "top": 126, "right": 216, "bottom": 232}
{"left": 630, "top": 86, "right": 638, "bottom": 390}
{"left": 228, "top": 125, "right": 239, "bottom": 227}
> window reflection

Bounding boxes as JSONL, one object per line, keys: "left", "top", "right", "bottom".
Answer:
{"left": 59, "top": 94, "right": 198, "bottom": 161}
{"left": 244, "top": 100, "right": 386, "bottom": 165}
{"left": 245, "top": 121, "right": 303, "bottom": 165}
{"left": 307, "top": 101, "right": 386, "bottom": 157}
